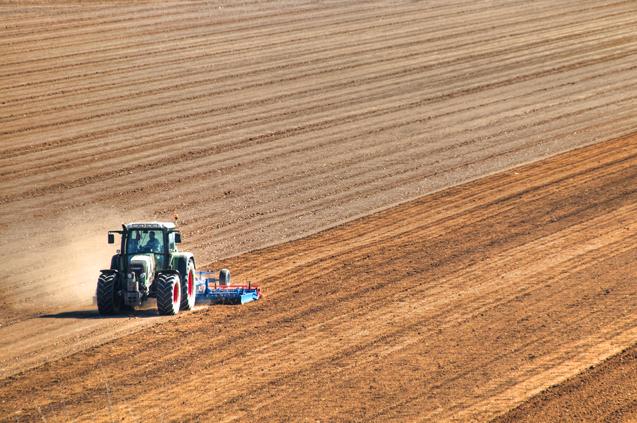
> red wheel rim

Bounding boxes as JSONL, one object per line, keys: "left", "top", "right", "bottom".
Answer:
{"left": 188, "top": 271, "right": 194, "bottom": 297}
{"left": 173, "top": 281, "right": 180, "bottom": 304}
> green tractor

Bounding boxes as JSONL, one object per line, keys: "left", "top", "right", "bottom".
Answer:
{"left": 96, "top": 222, "right": 196, "bottom": 315}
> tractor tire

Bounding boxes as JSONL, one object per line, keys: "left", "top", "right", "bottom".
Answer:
{"left": 219, "top": 268, "right": 231, "bottom": 286}
{"left": 97, "top": 273, "right": 122, "bottom": 315}
{"left": 156, "top": 273, "right": 181, "bottom": 315}
{"left": 180, "top": 260, "right": 196, "bottom": 311}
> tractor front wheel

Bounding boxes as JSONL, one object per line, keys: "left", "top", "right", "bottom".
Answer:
{"left": 156, "top": 273, "right": 181, "bottom": 315}
{"left": 97, "top": 273, "right": 122, "bottom": 315}
{"left": 180, "top": 260, "right": 196, "bottom": 311}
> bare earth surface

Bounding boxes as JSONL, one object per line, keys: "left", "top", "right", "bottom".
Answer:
{"left": 496, "top": 344, "right": 637, "bottom": 422}
{"left": 1, "top": 1, "right": 637, "bottom": 421}
{"left": 1, "top": 131, "right": 637, "bottom": 422}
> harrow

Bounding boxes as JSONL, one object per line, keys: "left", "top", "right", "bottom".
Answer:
{"left": 195, "top": 270, "right": 261, "bottom": 305}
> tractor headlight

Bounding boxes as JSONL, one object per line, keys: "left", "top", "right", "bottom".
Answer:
{"left": 127, "top": 272, "right": 134, "bottom": 280}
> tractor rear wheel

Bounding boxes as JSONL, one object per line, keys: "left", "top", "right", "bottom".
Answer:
{"left": 97, "top": 273, "right": 121, "bottom": 315}
{"left": 156, "top": 273, "right": 181, "bottom": 315}
{"left": 180, "top": 260, "right": 196, "bottom": 311}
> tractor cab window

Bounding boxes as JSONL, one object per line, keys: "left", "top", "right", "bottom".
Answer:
{"left": 168, "top": 232, "right": 177, "bottom": 252}
{"left": 126, "top": 229, "right": 164, "bottom": 255}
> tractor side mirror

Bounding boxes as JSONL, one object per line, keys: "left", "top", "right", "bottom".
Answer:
{"left": 108, "top": 233, "right": 115, "bottom": 244}
{"left": 175, "top": 233, "right": 182, "bottom": 243}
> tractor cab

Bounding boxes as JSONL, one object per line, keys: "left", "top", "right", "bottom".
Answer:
{"left": 109, "top": 222, "right": 181, "bottom": 275}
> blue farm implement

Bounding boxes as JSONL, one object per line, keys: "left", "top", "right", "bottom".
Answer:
{"left": 195, "top": 270, "right": 261, "bottom": 305}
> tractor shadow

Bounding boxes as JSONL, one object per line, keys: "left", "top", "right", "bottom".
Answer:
{"left": 40, "top": 309, "right": 160, "bottom": 319}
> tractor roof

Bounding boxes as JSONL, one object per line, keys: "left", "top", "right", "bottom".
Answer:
{"left": 124, "top": 221, "right": 176, "bottom": 230}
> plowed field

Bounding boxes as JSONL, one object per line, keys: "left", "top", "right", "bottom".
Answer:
{"left": 1, "top": 1, "right": 637, "bottom": 421}
{"left": 497, "top": 344, "right": 637, "bottom": 422}
{"left": 2, "top": 132, "right": 637, "bottom": 421}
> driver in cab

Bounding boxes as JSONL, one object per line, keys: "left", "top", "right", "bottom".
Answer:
{"left": 145, "top": 231, "right": 161, "bottom": 253}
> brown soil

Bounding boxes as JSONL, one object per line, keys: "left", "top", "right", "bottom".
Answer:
{"left": 2, "top": 1, "right": 637, "bottom": 421}
{"left": 1, "top": 134, "right": 636, "bottom": 421}
{"left": 3, "top": 0, "right": 637, "bottom": 372}
{"left": 3, "top": 0, "right": 637, "bottom": 266}
{"left": 495, "top": 344, "right": 637, "bottom": 422}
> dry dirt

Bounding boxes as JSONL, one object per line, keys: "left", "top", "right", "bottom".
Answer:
{"left": 1, "top": 1, "right": 637, "bottom": 421}
{"left": 496, "top": 344, "right": 637, "bottom": 422}
{"left": 1, "top": 130, "right": 637, "bottom": 422}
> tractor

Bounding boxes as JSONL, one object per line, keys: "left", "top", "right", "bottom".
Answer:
{"left": 96, "top": 222, "right": 196, "bottom": 315}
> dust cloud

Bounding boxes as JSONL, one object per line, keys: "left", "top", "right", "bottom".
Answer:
{"left": 0, "top": 207, "right": 132, "bottom": 316}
